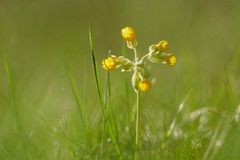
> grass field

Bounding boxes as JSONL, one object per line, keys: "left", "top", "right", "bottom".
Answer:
{"left": 1, "top": 0, "right": 240, "bottom": 159}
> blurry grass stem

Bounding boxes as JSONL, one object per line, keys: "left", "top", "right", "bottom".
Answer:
{"left": 3, "top": 54, "right": 32, "bottom": 159}
{"left": 67, "top": 66, "right": 91, "bottom": 147}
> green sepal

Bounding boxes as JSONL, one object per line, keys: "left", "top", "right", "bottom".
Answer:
{"left": 121, "top": 63, "right": 133, "bottom": 72}
{"left": 139, "top": 67, "right": 151, "bottom": 79}
{"left": 117, "top": 56, "right": 134, "bottom": 72}
{"left": 148, "top": 52, "right": 168, "bottom": 64}
{"left": 127, "top": 41, "right": 138, "bottom": 49}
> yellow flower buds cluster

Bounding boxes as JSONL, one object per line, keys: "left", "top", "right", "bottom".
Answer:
{"left": 156, "top": 41, "right": 176, "bottom": 66}
{"left": 102, "top": 26, "right": 177, "bottom": 92}
{"left": 148, "top": 40, "right": 177, "bottom": 66}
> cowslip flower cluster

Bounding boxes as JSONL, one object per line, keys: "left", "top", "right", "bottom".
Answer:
{"left": 102, "top": 26, "right": 176, "bottom": 92}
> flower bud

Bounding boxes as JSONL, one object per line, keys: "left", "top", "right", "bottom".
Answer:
{"left": 164, "top": 53, "right": 176, "bottom": 66}
{"left": 121, "top": 27, "right": 136, "bottom": 42}
{"left": 102, "top": 55, "right": 118, "bottom": 71}
{"left": 156, "top": 40, "right": 168, "bottom": 51}
{"left": 138, "top": 80, "right": 152, "bottom": 92}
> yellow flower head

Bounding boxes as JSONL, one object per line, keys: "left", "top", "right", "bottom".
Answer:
{"left": 156, "top": 40, "right": 168, "bottom": 51}
{"left": 121, "top": 27, "right": 136, "bottom": 42}
{"left": 102, "top": 55, "right": 117, "bottom": 71}
{"left": 164, "top": 53, "right": 176, "bottom": 66}
{"left": 138, "top": 80, "right": 152, "bottom": 92}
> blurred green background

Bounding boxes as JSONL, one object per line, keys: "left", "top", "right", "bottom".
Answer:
{"left": 0, "top": 0, "right": 240, "bottom": 159}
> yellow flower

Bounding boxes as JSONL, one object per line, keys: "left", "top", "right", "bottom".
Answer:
{"left": 164, "top": 53, "right": 176, "bottom": 66}
{"left": 121, "top": 27, "right": 136, "bottom": 42}
{"left": 156, "top": 40, "right": 168, "bottom": 51}
{"left": 138, "top": 80, "right": 152, "bottom": 92}
{"left": 102, "top": 55, "right": 117, "bottom": 71}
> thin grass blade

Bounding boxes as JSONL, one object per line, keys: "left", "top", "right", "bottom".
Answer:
{"left": 88, "top": 25, "right": 122, "bottom": 157}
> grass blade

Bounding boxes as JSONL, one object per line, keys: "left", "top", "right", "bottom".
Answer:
{"left": 88, "top": 24, "right": 122, "bottom": 157}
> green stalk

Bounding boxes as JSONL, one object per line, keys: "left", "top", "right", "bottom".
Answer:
{"left": 135, "top": 91, "right": 140, "bottom": 160}
{"left": 132, "top": 46, "right": 141, "bottom": 160}
{"left": 100, "top": 120, "right": 105, "bottom": 160}
{"left": 100, "top": 71, "right": 110, "bottom": 160}
{"left": 135, "top": 91, "right": 140, "bottom": 146}
{"left": 106, "top": 72, "right": 118, "bottom": 140}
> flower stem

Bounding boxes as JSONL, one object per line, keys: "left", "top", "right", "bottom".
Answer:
{"left": 135, "top": 91, "right": 140, "bottom": 159}
{"left": 133, "top": 47, "right": 138, "bottom": 62}
{"left": 132, "top": 45, "right": 140, "bottom": 159}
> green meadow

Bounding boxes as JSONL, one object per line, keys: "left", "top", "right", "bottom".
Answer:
{"left": 0, "top": 0, "right": 240, "bottom": 159}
